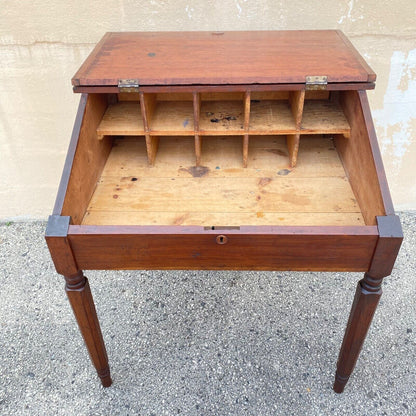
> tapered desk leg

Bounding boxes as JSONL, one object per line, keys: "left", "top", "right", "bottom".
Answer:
{"left": 333, "top": 215, "right": 403, "bottom": 393}
{"left": 46, "top": 216, "right": 112, "bottom": 387}
{"left": 333, "top": 273, "right": 382, "bottom": 393}
{"left": 65, "top": 270, "right": 112, "bottom": 387}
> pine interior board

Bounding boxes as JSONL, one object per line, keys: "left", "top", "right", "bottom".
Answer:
{"left": 301, "top": 100, "right": 350, "bottom": 135}
{"left": 82, "top": 136, "right": 364, "bottom": 226}
{"left": 84, "top": 176, "right": 362, "bottom": 225}
{"left": 97, "top": 102, "right": 144, "bottom": 137}
{"left": 200, "top": 92, "right": 245, "bottom": 101}
{"left": 82, "top": 211, "right": 364, "bottom": 226}
{"left": 249, "top": 100, "right": 297, "bottom": 133}
{"left": 199, "top": 101, "right": 244, "bottom": 134}
{"left": 149, "top": 101, "right": 194, "bottom": 135}
{"left": 100, "top": 137, "right": 346, "bottom": 178}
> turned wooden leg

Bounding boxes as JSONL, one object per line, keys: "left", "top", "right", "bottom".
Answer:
{"left": 65, "top": 271, "right": 112, "bottom": 387}
{"left": 333, "top": 215, "right": 403, "bottom": 393}
{"left": 333, "top": 273, "right": 382, "bottom": 393}
{"left": 46, "top": 216, "right": 113, "bottom": 387}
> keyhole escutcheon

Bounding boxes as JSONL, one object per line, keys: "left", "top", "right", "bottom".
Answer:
{"left": 216, "top": 235, "right": 228, "bottom": 245}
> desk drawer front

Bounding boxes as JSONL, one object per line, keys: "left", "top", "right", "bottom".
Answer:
{"left": 68, "top": 230, "right": 377, "bottom": 272}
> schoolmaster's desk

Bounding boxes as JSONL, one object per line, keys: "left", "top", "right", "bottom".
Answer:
{"left": 46, "top": 31, "right": 403, "bottom": 393}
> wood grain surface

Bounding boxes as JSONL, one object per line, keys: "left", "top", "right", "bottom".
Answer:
{"left": 81, "top": 136, "right": 364, "bottom": 227}
{"left": 67, "top": 225, "right": 378, "bottom": 271}
{"left": 72, "top": 31, "right": 376, "bottom": 87}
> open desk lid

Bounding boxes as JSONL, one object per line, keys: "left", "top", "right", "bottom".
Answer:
{"left": 72, "top": 30, "right": 376, "bottom": 91}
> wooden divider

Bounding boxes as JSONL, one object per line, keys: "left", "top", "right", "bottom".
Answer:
{"left": 140, "top": 93, "right": 158, "bottom": 165}
{"left": 287, "top": 134, "right": 301, "bottom": 167}
{"left": 96, "top": 89, "right": 351, "bottom": 168}
{"left": 288, "top": 91, "right": 304, "bottom": 167}
{"left": 290, "top": 90, "right": 305, "bottom": 129}
{"left": 243, "top": 91, "right": 251, "bottom": 168}
{"left": 193, "top": 92, "right": 201, "bottom": 166}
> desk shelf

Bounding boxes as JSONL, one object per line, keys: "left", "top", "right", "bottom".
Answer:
{"left": 95, "top": 90, "right": 351, "bottom": 168}
{"left": 301, "top": 100, "right": 350, "bottom": 136}
{"left": 97, "top": 101, "right": 144, "bottom": 139}
{"left": 199, "top": 100, "right": 245, "bottom": 134}
{"left": 249, "top": 100, "right": 296, "bottom": 133}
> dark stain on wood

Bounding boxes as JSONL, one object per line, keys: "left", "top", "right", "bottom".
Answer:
{"left": 209, "top": 113, "right": 239, "bottom": 127}
{"left": 258, "top": 177, "right": 272, "bottom": 187}
{"left": 278, "top": 169, "right": 291, "bottom": 176}
{"left": 121, "top": 176, "right": 139, "bottom": 182}
{"left": 173, "top": 214, "right": 188, "bottom": 225}
{"left": 267, "top": 149, "right": 288, "bottom": 157}
{"left": 180, "top": 166, "right": 210, "bottom": 177}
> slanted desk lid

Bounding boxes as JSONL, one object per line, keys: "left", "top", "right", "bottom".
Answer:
{"left": 72, "top": 30, "right": 376, "bottom": 89}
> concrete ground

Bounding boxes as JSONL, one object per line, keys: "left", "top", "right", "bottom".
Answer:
{"left": 0, "top": 212, "right": 415, "bottom": 416}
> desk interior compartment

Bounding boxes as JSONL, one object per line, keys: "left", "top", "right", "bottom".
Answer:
{"left": 59, "top": 90, "right": 386, "bottom": 229}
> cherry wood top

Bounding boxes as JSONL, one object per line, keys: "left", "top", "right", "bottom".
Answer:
{"left": 72, "top": 31, "right": 376, "bottom": 88}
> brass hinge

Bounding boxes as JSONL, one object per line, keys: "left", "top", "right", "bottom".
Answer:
{"left": 118, "top": 79, "right": 140, "bottom": 93}
{"left": 305, "top": 75, "right": 328, "bottom": 91}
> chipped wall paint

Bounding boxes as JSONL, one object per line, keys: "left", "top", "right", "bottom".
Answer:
{"left": 0, "top": 1, "right": 416, "bottom": 218}
{"left": 373, "top": 50, "right": 416, "bottom": 162}
{"left": 372, "top": 48, "right": 416, "bottom": 210}
{"left": 338, "top": 0, "right": 355, "bottom": 24}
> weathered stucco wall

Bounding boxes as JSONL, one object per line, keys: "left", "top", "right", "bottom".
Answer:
{"left": 1, "top": 1, "right": 415, "bottom": 218}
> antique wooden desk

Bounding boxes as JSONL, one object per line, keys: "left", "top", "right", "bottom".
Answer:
{"left": 46, "top": 31, "right": 402, "bottom": 393}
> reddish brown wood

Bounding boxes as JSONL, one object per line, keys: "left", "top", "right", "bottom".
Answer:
{"left": 72, "top": 31, "right": 375, "bottom": 87}
{"left": 71, "top": 33, "right": 112, "bottom": 87}
{"left": 53, "top": 95, "right": 88, "bottom": 215}
{"left": 358, "top": 91, "right": 395, "bottom": 215}
{"left": 67, "top": 225, "right": 378, "bottom": 271}
{"left": 336, "top": 31, "right": 376, "bottom": 82}
{"left": 73, "top": 82, "right": 376, "bottom": 94}
{"left": 61, "top": 94, "right": 112, "bottom": 224}
{"left": 45, "top": 216, "right": 79, "bottom": 276}
{"left": 369, "top": 215, "right": 403, "bottom": 277}
{"left": 48, "top": 31, "right": 404, "bottom": 392}
{"left": 65, "top": 270, "right": 112, "bottom": 388}
{"left": 333, "top": 273, "right": 383, "bottom": 393}
{"left": 336, "top": 91, "right": 387, "bottom": 225}
{"left": 333, "top": 214, "right": 402, "bottom": 393}
{"left": 46, "top": 215, "right": 112, "bottom": 387}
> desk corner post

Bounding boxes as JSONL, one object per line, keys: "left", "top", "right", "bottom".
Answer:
{"left": 45, "top": 215, "right": 112, "bottom": 388}
{"left": 333, "top": 214, "right": 403, "bottom": 393}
